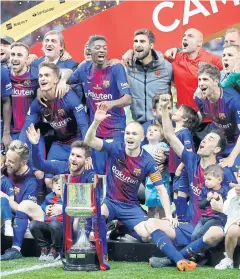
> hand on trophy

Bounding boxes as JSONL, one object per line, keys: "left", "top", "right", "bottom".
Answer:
{"left": 26, "top": 124, "right": 40, "bottom": 145}
{"left": 94, "top": 103, "right": 111, "bottom": 124}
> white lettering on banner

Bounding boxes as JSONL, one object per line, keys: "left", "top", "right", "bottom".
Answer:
{"left": 12, "top": 88, "right": 34, "bottom": 96}
{"left": 50, "top": 118, "right": 72, "bottom": 129}
{"left": 152, "top": 0, "right": 239, "bottom": 32}
{"left": 86, "top": 90, "right": 112, "bottom": 101}
{"left": 112, "top": 166, "right": 138, "bottom": 185}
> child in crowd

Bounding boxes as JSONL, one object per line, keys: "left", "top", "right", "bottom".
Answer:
{"left": 169, "top": 105, "right": 199, "bottom": 222}
{"left": 215, "top": 168, "right": 240, "bottom": 270}
{"left": 30, "top": 174, "right": 65, "bottom": 261}
{"left": 191, "top": 164, "right": 229, "bottom": 242}
{"left": 142, "top": 124, "right": 170, "bottom": 218}
{"left": 0, "top": 151, "right": 14, "bottom": 236}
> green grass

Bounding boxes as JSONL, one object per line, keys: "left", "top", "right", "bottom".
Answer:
{"left": 1, "top": 258, "right": 240, "bottom": 279}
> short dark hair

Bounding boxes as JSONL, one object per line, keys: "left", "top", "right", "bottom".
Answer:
{"left": 211, "top": 129, "right": 227, "bottom": 154}
{"left": 180, "top": 105, "right": 199, "bottom": 132}
{"left": 88, "top": 35, "right": 107, "bottom": 48}
{"left": 198, "top": 63, "right": 221, "bottom": 81}
{"left": 204, "top": 164, "right": 224, "bottom": 180}
{"left": 11, "top": 42, "right": 29, "bottom": 55}
{"left": 71, "top": 141, "right": 92, "bottom": 158}
{"left": 39, "top": 61, "right": 60, "bottom": 79}
{"left": 134, "top": 29, "right": 155, "bottom": 44}
{"left": 152, "top": 93, "right": 173, "bottom": 110}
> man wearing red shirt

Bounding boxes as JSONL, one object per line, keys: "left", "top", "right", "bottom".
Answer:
{"left": 165, "top": 28, "right": 223, "bottom": 111}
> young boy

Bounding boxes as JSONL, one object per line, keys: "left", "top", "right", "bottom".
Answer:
{"left": 0, "top": 151, "right": 14, "bottom": 236}
{"left": 215, "top": 168, "right": 240, "bottom": 270}
{"left": 191, "top": 164, "right": 229, "bottom": 242}
{"left": 169, "top": 105, "right": 199, "bottom": 222}
{"left": 142, "top": 124, "right": 170, "bottom": 218}
{"left": 29, "top": 174, "right": 65, "bottom": 261}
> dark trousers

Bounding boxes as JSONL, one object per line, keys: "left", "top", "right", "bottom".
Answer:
{"left": 30, "top": 220, "right": 63, "bottom": 252}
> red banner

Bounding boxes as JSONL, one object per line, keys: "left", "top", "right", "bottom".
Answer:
{"left": 31, "top": 0, "right": 240, "bottom": 62}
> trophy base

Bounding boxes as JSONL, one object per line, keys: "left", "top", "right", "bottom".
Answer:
{"left": 64, "top": 249, "right": 99, "bottom": 271}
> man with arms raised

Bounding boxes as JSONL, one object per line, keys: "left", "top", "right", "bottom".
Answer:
{"left": 84, "top": 104, "right": 199, "bottom": 271}
{"left": 26, "top": 124, "right": 109, "bottom": 270}
{"left": 69, "top": 35, "right": 132, "bottom": 174}
{"left": 149, "top": 94, "right": 235, "bottom": 268}
{"left": 0, "top": 140, "right": 44, "bottom": 260}
{"left": 195, "top": 63, "right": 240, "bottom": 169}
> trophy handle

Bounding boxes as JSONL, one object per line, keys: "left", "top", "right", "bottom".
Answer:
{"left": 95, "top": 174, "right": 106, "bottom": 205}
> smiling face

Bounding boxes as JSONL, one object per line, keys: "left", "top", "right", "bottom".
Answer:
{"left": 10, "top": 45, "right": 28, "bottom": 75}
{"left": 68, "top": 147, "right": 86, "bottom": 174}
{"left": 124, "top": 122, "right": 144, "bottom": 152}
{"left": 6, "top": 149, "right": 22, "bottom": 175}
{"left": 222, "top": 46, "right": 240, "bottom": 73}
{"left": 43, "top": 34, "right": 63, "bottom": 61}
{"left": 38, "top": 66, "right": 59, "bottom": 93}
{"left": 182, "top": 28, "right": 203, "bottom": 54}
{"left": 90, "top": 39, "right": 107, "bottom": 67}
{"left": 197, "top": 133, "right": 221, "bottom": 157}
{"left": 0, "top": 42, "right": 11, "bottom": 63}
{"left": 152, "top": 99, "right": 173, "bottom": 123}
{"left": 198, "top": 72, "right": 218, "bottom": 99}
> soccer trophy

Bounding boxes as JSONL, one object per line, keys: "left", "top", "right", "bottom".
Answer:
{"left": 62, "top": 175, "right": 106, "bottom": 271}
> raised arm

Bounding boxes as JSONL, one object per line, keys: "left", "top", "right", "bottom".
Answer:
{"left": 84, "top": 103, "right": 111, "bottom": 151}
{"left": 160, "top": 94, "right": 184, "bottom": 158}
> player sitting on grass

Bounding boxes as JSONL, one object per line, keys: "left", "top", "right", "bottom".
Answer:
{"left": 215, "top": 168, "right": 240, "bottom": 270}
{"left": 0, "top": 140, "right": 44, "bottom": 261}
{"left": 30, "top": 175, "right": 65, "bottom": 261}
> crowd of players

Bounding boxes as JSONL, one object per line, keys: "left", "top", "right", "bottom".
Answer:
{"left": 0, "top": 26, "right": 240, "bottom": 271}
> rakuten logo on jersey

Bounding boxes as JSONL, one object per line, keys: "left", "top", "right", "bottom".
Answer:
{"left": 86, "top": 90, "right": 113, "bottom": 101}
{"left": 112, "top": 166, "right": 138, "bottom": 185}
{"left": 12, "top": 88, "right": 35, "bottom": 96}
{"left": 190, "top": 183, "right": 201, "bottom": 196}
{"left": 50, "top": 118, "right": 72, "bottom": 129}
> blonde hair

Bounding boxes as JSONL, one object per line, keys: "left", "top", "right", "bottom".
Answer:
{"left": 9, "top": 140, "right": 29, "bottom": 161}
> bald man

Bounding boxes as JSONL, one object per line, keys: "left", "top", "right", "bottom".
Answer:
{"left": 164, "top": 28, "right": 223, "bottom": 111}
{"left": 224, "top": 27, "right": 240, "bottom": 46}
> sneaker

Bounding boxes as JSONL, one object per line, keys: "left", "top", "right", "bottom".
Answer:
{"left": 46, "top": 248, "right": 60, "bottom": 261}
{"left": 215, "top": 257, "right": 233, "bottom": 270}
{"left": 39, "top": 247, "right": 49, "bottom": 261}
{"left": 177, "top": 260, "right": 197, "bottom": 271}
{"left": 109, "top": 224, "right": 127, "bottom": 240}
{"left": 4, "top": 224, "right": 13, "bottom": 237}
{"left": 149, "top": 257, "right": 173, "bottom": 268}
{"left": 24, "top": 227, "right": 33, "bottom": 239}
{"left": 0, "top": 248, "right": 23, "bottom": 261}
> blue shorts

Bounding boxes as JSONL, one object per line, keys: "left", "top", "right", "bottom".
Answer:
{"left": 104, "top": 198, "right": 148, "bottom": 231}
{"left": 92, "top": 134, "right": 124, "bottom": 174}
{"left": 173, "top": 169, "right": 189, "bottom": 193}
{"left": 174, "top": 223, "right": 194, "bottom": 247}
{"left": 45, "top": 141, "right": 71, "bottom": 178}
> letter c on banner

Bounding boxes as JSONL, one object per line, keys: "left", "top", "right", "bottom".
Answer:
{"left": 152, "top": 1, "right": 180, "bottom": 33}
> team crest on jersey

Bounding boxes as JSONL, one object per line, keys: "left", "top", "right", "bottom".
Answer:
{"left": 219, "top": 113, "right": 226, "bottom": 120}
{"left": 133, "top": 168, "right": 141, "bottom": 176}
{"left": 155, "top": 70, "right": 161, "bottom": 77}
{"left": 93, "top": 84, "right": 102, "bottom": 90}
{"left": 103, "top": 80, "right": 110, "bottom": 88}
{"left": 58, "top": 109, "right": 65, "bottom": 117}
{"left": 14, "top": 186, "right": 20, "bottom": 195}
{"left": 23, "top": 79, "right": 31, "bottom": 86}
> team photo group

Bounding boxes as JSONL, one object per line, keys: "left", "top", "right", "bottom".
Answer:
{"left": 1, "top": 21, "right": 240, "bottom": 273}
